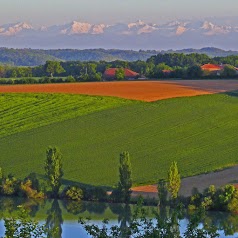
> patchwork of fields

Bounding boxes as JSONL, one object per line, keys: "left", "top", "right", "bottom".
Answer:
{"left": 0, "top": 83, "right": 238, "bottom": 187}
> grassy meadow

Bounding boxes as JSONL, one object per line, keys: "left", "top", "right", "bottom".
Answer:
{"left": 0, "top": 92, "right": 238, "bottom": 187}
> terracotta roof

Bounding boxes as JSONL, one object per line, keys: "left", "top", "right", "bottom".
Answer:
{"left": 104, "top": 68, "right": 139, "bottom": 78}
{"left": 162, "top": 70, "right": 174, "bottom": 73}
{"left": 201, "top": 64, "right": 223, "bottom": 71}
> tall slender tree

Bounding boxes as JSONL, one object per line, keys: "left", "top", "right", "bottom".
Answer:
{"left": 118, "top": 151, "right": 132, "bottom": 203}
{"left": 167, "top": 161, "right": 181, "bottom": 200}
{"left": 45, "top": 146, "right": 63, "bottom": 198}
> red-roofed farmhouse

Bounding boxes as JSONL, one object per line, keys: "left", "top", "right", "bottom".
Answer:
{"left": 201, "top": 64, "right": 238, "bottom": 76}
{"left": 201, "top": 64, "right": 223, "bottom": 72}
{"left": 103, "top": 68, "right": 139, "bottom": 80}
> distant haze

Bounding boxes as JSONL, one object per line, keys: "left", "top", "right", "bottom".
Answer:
{"left": 0, "top": 0, "right": 237, "bottom": 26}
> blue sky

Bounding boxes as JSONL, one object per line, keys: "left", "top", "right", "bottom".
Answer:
{"left": 0, "top": 0, "right": 237, "bottom": 25}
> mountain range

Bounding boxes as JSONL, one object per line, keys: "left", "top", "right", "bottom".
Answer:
{"left": 1, "top": 18, "right": 238, "bottom": 50}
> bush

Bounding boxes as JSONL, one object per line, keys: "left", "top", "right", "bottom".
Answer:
{"left": 1, "top": 176, "right": 19, "bottom": 196}
{"left": 65, "top": 75, "right": 76, "bottom": 82}
{"left": 51, "top": 77, "right": 64, "bottom": 83}
{"left": 20, "top": 179, "right": 45, "bottom": 199}
{"left": 227, "top": 189, "right": 238, "bottom": 213}
{"left": 83, "top": 187, "right": 108, "bottom": 201}
{"left": 63, "top": 186, "right": 83, "bottom": 201}
{"left": 24, "top": 173, "right": 40, "bottom": 191}
{"left": 39, "top": 77, "right": 51, "bottom": 84}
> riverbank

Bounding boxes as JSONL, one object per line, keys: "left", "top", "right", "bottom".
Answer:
{"left": 131, "top": 165, "right": 238, "bottom": 198}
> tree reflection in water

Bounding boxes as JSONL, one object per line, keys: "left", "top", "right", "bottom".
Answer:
{"left": 46, "top": 199, "right": 63, "bottom": 238}
{"left": 0, "top": 197, "right": 238, "bottom": 237}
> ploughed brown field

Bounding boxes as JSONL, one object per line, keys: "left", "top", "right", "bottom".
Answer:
{"left": 1, "top": 80, "right": 238, "bottom": 101}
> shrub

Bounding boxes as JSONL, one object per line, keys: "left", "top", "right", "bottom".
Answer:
{"left": 39, "top": 77, "right": 51, "bottom": 84}
{"left": 188, "top": 204, "right": 196, "bottom": 211}
{"left": 227, "top": 189, "right": 238, "bottom": 213}
{"left": 20, "top": 179, "right": 45, "bottom": 199}
{"left": 83, "top": 187, "right": 108, "bottom": 201}
{"left": 1, "top": 176, "right": 19, "bottom": 196}
{"left": 63, "top": 186, "right": 83, "bottom": 201}
{"left": 24, "top": 173, "right": 40, "bottom": 191}
{"left": 65, "top": 75, "right": 76, "bottom": 82}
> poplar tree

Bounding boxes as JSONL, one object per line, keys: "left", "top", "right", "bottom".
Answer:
{"left": 167, "top": 161, "right": 181, "bottom": 199}
{"left": 118, "top": 151, "right": 132, "bottom": 203}
{"left": 45, "top": 146, "right": 63, "bottom": 198}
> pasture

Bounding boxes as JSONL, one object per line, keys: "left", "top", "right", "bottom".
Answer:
{"left": 0, "top": 91, "right": 238, "bottom": 187}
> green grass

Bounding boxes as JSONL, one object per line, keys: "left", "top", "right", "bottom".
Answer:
{"left": 0, "top": 92, "right": 238, "bottom": 187}
{"left": 0, "top": 93, "right": 135, "bottom": 138}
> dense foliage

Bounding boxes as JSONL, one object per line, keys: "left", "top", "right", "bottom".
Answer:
{"left": 0, "top": 47, "right": 238, "bottom": 66}
{"left": 168, "top": 161, "right": 181, "bottom": 199}
{"left": 3, "top": 207, "right": 48, "bottom": 238}
{"left": 117, "top": 152, "right": 132, "bottom": 203}
{"left": 45, "top": 147, "right": 63, "bottom": 198}
{"left": 0, "top": 51, "right": 238, "bottom": 83}
{"left": 188, "top": 184, "right": 238, "bottom": 213}
{"left": 0, "top": 48, "right": 156, "bottom": 66}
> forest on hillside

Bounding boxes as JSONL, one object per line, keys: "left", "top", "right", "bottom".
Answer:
{"left": 1, "top": 47, "right": 238, "bottom": 66}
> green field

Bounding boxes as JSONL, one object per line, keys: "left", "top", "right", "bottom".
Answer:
{"left": 0, "top": 93, "right": 134, "bottom": 138}
{"left": 0, "top": 92, "right": 238, "bottom": 187}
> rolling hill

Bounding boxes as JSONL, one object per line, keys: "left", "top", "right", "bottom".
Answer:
{"left": 0, "top": 92, "right": 238, "bottom": 187}
{"left": 0, "top": 47, "right": 238, "bottom": 66}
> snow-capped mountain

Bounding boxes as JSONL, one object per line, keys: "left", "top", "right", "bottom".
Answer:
{"left": 0, "top": 22, "right": 33, "bottom": 36}
{"left": 0, "top": 18, "right": 238, "bottom": 50}
{"left": 57, "top": 21, "right": 107, "bottom": 35}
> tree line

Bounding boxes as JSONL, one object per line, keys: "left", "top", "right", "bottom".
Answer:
{"left": 0, "top": 53, "right": 238, "bottom": 84}
{"left": 1, "top": 146, "right": 238, "bottom": 214}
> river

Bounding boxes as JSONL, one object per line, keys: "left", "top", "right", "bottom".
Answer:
{"left": 0, "top": 197, "right": 238, "bottom": 237}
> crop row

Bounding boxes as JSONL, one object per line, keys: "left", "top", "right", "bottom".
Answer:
{"left": 0, "top": 93, "right": 134, "bottom": 138}
{"left": 0, "top": 93, "right": 238, "bottom": 186}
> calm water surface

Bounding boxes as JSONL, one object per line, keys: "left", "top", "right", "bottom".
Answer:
{"left": 0, "top": 197, "right": 238, "bottom": 237}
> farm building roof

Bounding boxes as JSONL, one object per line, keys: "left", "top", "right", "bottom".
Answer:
{"left": 162, "top": 70, "right": 174, "bottom": 74}
{"left": 104, "top": 68, "right": 139, "bottom": 78}
{"left": 201, "top": 64, "right": 223, "bottom": 71}
{"left": 201, "top": 64, "right": 238, "bottom": 72}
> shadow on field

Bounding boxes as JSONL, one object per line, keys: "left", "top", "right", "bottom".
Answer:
{"left": 37, "top": 174, "right": 112, "bottom": 191}
{"left": 223, "top": 90, "right": 238, "bottom": 97}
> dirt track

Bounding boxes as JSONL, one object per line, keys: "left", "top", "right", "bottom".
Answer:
{"left": 132, "top": 165, "right": 238, "bottom": 198}
{"left": 167, "top": 80, "right": 238, "bottom": 92}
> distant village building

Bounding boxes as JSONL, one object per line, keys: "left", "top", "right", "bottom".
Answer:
{"left": 201, "top": 63, "right": 238, "bottom": 76}
{"left": 162, "top": 69, "right": 174, "bottom": 76}
{"left": 201, "top": 64, "right": 223, "bottom": 75}
{"left": 103, "top": 68, "right": 139, "bottom": 80}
